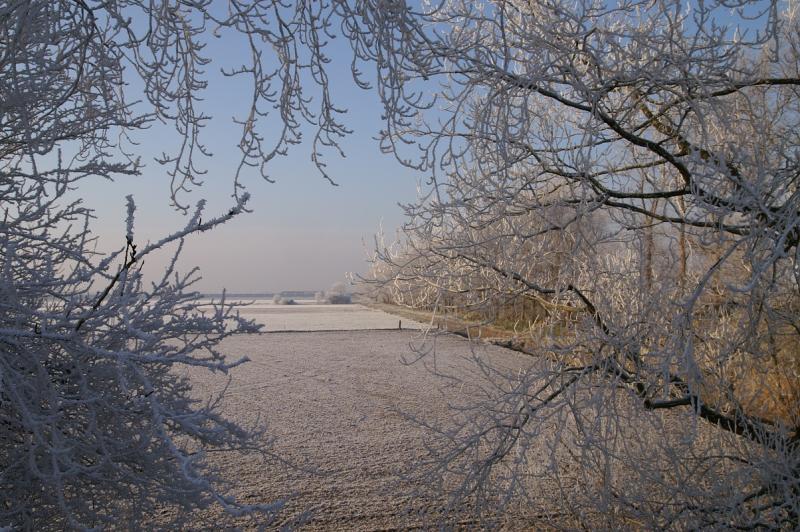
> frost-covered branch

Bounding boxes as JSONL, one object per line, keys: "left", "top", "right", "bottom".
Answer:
{"left": 357, "top": 0, "right": 800, "bottom": 526}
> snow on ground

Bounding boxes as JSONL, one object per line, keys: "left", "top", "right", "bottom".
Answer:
{"left": 200, "top": 299, "right": 427, "bottom": 331}
{"left": 172, "top": 303, "right": 729, "bottom": 530}
{"left": 181, "top": 323, "right": 541, "bottom": 529}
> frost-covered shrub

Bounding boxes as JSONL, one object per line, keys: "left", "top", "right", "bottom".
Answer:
{"left": 0, "top": 1, "right": 356, "bottom": 527}
{"left": 325, "top": 282, "right": 352, "bottom": 304}
{"left": 358, "top": 0, "right": 800, "bottom": 526}
{"left": 327, "top": 294, "right": 352, "bottom": 304}
{"left": 272, "top": 294, "right": 296, "bottom": 305}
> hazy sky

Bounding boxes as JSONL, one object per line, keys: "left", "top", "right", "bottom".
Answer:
{"left": 81, "top": 30, "right": 420, "bottom": 294}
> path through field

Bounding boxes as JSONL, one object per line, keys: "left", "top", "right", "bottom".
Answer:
{"left": 183, "top": 306, "right": 538, "bottom": 530}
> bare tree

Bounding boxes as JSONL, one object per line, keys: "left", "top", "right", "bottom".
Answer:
{"left": 0, "top": 1, "right": 352, "bottom": 528}
{"left": 355, "top": 0, "right": 800, "bottom": 527}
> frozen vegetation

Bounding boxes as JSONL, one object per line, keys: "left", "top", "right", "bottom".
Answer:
{"left": 5, "top": 0, "right": 798, "bottom": 528}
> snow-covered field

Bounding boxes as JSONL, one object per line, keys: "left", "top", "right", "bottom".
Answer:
{"left": 200, "top": 299, "right": 426, "bottom": 331}
{"left": 180, "top": 305, "right": 540, "bottom": 529}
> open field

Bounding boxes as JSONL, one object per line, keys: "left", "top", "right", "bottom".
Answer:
{"left": 180, "top": 305, "right": 541, "bottom": 529}
{"left": 201, "top": 300, "right": 427, "bottom": 331}
{"left": 161, "top": 303, "right": 759, "bottom": 530}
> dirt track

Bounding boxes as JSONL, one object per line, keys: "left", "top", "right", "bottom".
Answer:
{"left": 183, "top": 329, "right": 536, "bottom": 530}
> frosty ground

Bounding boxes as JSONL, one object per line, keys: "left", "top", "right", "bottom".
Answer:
{"left": 199, "top": 299, "right": 426, "bottom": 331}
{"left": 180, "top": 302, "right": 539, "bottom": 529}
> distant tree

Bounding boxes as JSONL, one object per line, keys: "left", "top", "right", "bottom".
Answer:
{"left": 326, "top": 282, "right": 352, "bottom": 304}
{"left": 0, "top": 1, "right": 352, "bottom": 528}
{"left": 356, "top": 0, "right": 800, "bottom": 527}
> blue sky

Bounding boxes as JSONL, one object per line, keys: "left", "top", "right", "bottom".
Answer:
{"left": 77, "top": 2, "right": 776, "bottom": 294}
{"left": 81, "top": 25, "right": 420, "bottom": 294}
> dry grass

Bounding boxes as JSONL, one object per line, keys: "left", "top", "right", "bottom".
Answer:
{"left": 369, "top": 299, "right": 800, "bottom": 425}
